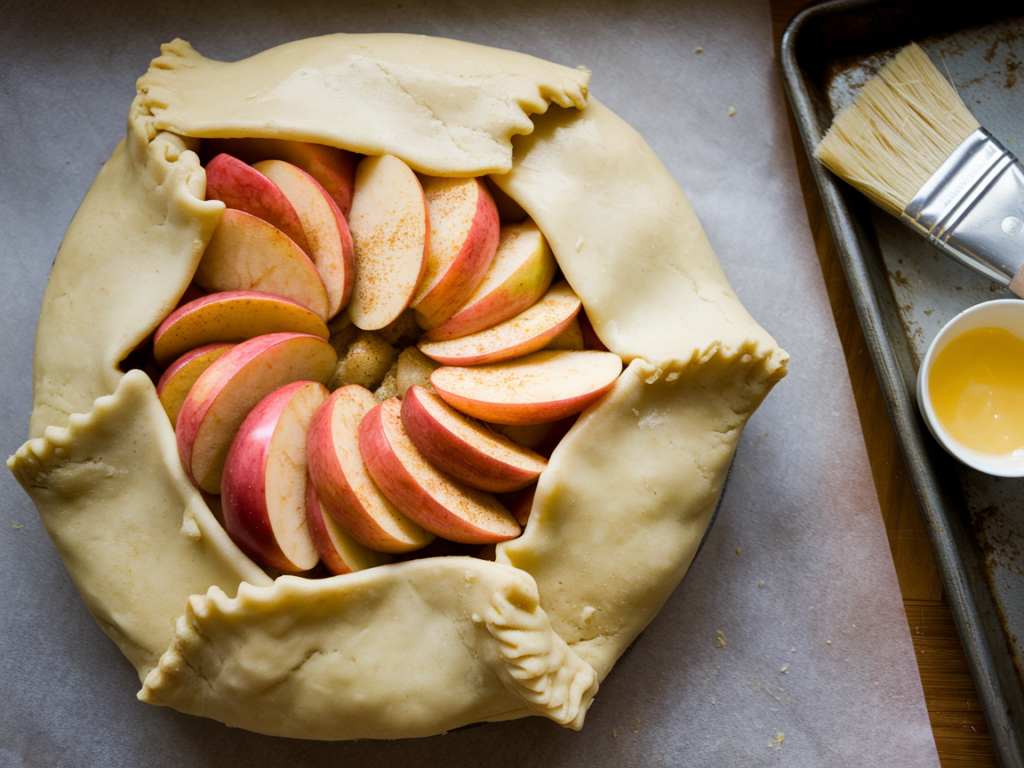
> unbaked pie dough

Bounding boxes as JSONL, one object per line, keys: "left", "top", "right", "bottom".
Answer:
{"left": 8, "top": 33, "right": 788, "bottom": 740}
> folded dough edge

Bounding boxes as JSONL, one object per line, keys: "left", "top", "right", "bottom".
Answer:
{"left": 11, "top": 34, "right": 787, "bottom": 739}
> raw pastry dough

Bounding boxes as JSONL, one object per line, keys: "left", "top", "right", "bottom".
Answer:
{"left": 9, "top": 33, "right": 787, "bottom": 739}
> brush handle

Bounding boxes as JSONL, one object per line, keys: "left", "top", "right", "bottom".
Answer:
{"left": 901, "top": 128, "right": 1024, "bottom": 297}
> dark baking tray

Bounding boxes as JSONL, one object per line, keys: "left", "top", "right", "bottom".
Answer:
{"left": 779, "top": 1, "right": 1024, "bottom": 765}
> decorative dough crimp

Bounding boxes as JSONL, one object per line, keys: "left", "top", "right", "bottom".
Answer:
{"left": 9, "top": 33, "right": 787, "bottom": 740}
{"left": 140, "top": 559, "right": 597, "bottom": 739}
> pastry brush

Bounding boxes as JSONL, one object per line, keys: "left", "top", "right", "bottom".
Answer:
{"left": 815, "top": 42, "right": 1024, "bottom": 295}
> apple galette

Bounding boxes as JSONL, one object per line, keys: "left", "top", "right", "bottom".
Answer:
{"left": 8, "top": 33, "right": 787, "bottom": 740}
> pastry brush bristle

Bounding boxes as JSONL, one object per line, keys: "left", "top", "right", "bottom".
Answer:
{"left": 814, "top": 42, "right": 980, "bottom": 217}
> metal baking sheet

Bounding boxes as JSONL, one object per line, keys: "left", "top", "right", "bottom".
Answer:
{"left": 780, "top": 1, "right": 1024, "bottom": 765}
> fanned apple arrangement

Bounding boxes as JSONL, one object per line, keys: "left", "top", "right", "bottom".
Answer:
{"left": 148, "top": 138, "right": 624, "bottom": 576}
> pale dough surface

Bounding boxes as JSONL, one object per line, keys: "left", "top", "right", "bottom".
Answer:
{"left": 9, "top": 33, "right": 787, "bottom": 739}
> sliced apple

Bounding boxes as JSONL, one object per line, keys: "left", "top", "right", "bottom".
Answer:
{"left": 306, "top": 385, "right": 434, "bottom": 553}
{"left": 305, "top": 483, "right": 393, "bottom": 575}
{"left": 422, "top": 220, "right": 556, "bottom": 341}
{"left": 195, "top": 209, "right": 329, "bottom": 320}
{"left": 346, "top": 155, "right": 429, "bottom": 331}
{"left": 497, "top": 484, "right": 536, "bottom": 527}
{"left": 418, "top": 281, "right": 581, "bottom": 366}
{"left": 401, "top": 386, "right": 546, "bottom": 493}
{"left": 221, "top": 381, "right": 329, "bottom": 572}
{"left": 430, "top": 350, "right": 623, "bottom": 426}
{"left": 205, "top": 153, "right": 312, "bottom": 253}
{"left": 396, "top": 346, "right": 441, "bottom": 398}
{"left": 156, "top": 343, "right": 235, "bottom": 427}
{"left": 489, "top": 415, "right": 579, "bottom": 458}
{"left": 410, "top": 176, "right": 499, "bottom": 328}
{"left": 253, "top": 159, "right": 354, "bottom": 319}
{"left": 545, "top": 316, "right": 584, "bottom": 351}
{"left": 154, "top": 291, "right": 329, "bottom": 367}
{"left": 176, "top": 332, "right": 337, "bottom": 494}
{"left": 359, "top": 398, "right": 521, "bottom": 544}
{"left": 204, "top": 138, "right": 357, "bottom": 216}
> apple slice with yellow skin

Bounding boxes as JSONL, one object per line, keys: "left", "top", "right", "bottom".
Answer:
{"left": 156, "top": 342, "right": 235, "bottom": 427}
{"left": 176, "top": 332, "right": 337, "bottom": 494}
{"left": 401, "top": 386, "right": 546, "bottom": 493}
{"left": 410, "top": 176, "right": 499, "bottom": 328}
{"left": 418, "top": 281, "right": 582, "bottom": 366}
{"left": 253, "top": 160, "right": 354, "bottom": 319}
{"left": 205, "top": 153, "right": 311, "bottom": 253}
{"left": 306, "top": 385, "right": 434, "bottom": 553}
{"left": 195, "top": 209, "right": 329, "bottom": 320}
{"left": 154, "top": 291, "right": 329, "bottom": 367}
{"left": 422, "top": 220, "right": 556, "bottom": 341}
{"left": 305, "top": 483, "right": 393, "bottom": 575}
{"left": 431, "top": 350, "right": 623, "bottom": 426}
{"left": 359, "top": 398, "right": 521, "bottom": 544}
{"left": 221, "top": 380, "right": 329, "bottom": 572}
{"left": 347, "top": 155, "right": 429, "bottom": 331}
{"left": 204, "top": 138, "right": 357, "bottom": 216}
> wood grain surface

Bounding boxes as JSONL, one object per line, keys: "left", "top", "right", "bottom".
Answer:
{"left": 769, "top": 2, "right": 1000, "bottom": 765}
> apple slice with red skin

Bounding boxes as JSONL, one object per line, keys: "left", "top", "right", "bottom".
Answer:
{"left": 157, "top": 342, "right": 235, "bottom": 427}
{"left": 195, "top": 209, "right": 329, "bottom": 320}
{"left": 306, "top": 385, "right": 434, "bottom": 553}
{"left": 204, "top": 138, "right": 357, "bottom": 216}
{"left": 305, "top": 483, "right": 393, "bottom": 575}
{"left": 418, "top": 281, "right": 582, "bottom": 366}
{"left": 176, "top": 332, "right": 337, "bottom": 494}
{"left": 154, "top": 291, "right": 329, "bottom": 367}
{"left": 221, "top": 380, "right": 329, "bottom": 572}
{"left": 346, "top": 155, "right": 429, "bottom": 331}
{"left": 431, "top": 350, "right": 623, "bottom": 426}
{"left": 359, "top": 398, "right": 521, "bottom": 544}
{"left": 253, "top": 160, "right": 354, "bottom": 320}
{"left": 422, "top": 220, "right": 556, "bottom": 341}
{"left": 204, "top": 153, "right": 311, "bottom": 253}
{"left": 410, "top": 176, "right": 499, "bottom": 328}
{"left": 401, "top": 385, "right": 546, "bottom": 493}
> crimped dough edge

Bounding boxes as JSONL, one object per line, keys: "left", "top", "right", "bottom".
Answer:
{"left": 9, "top": 33, "right": 787, "bottom": 740}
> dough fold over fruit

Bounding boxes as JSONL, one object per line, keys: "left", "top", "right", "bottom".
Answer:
{"left": 498, "top": 347, "right": 783, "bottom": 680}
{"left": 8, "top": 370, "right": 271, "bottom": 678}
{"left": 10, "top": 34, "right": 788, "bottom": 739}
{"left": 139, "top": 559, "right": 598, "bottom": 739}
{"left": 29, "top": 119, "right": 222, "bottom": 439}
{"left": 136, "top": 36, "right": 589, "bottom": 176}
{"left": 493, "top": 99, "right": 788, "bottom": 368}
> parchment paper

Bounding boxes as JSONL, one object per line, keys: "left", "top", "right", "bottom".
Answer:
{"left": 0, "top": 0, "right": 941, "bottom": 765}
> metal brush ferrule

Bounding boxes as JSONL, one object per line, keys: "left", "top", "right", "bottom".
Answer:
{"left": 902, "top": 128, "right": 1024, "bottom": 294}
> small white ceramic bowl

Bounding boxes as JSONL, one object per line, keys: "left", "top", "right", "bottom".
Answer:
{"left": 918, "top": 298, "right": 1024, "bottom": 477}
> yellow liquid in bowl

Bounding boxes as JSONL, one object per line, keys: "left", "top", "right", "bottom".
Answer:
{"left": 929, "top": 326, "right": 1024, "bottom": 456}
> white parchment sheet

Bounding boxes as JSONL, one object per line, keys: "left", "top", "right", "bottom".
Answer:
{"left": 0, "top": 0, "right": 941, "bottom": 765}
